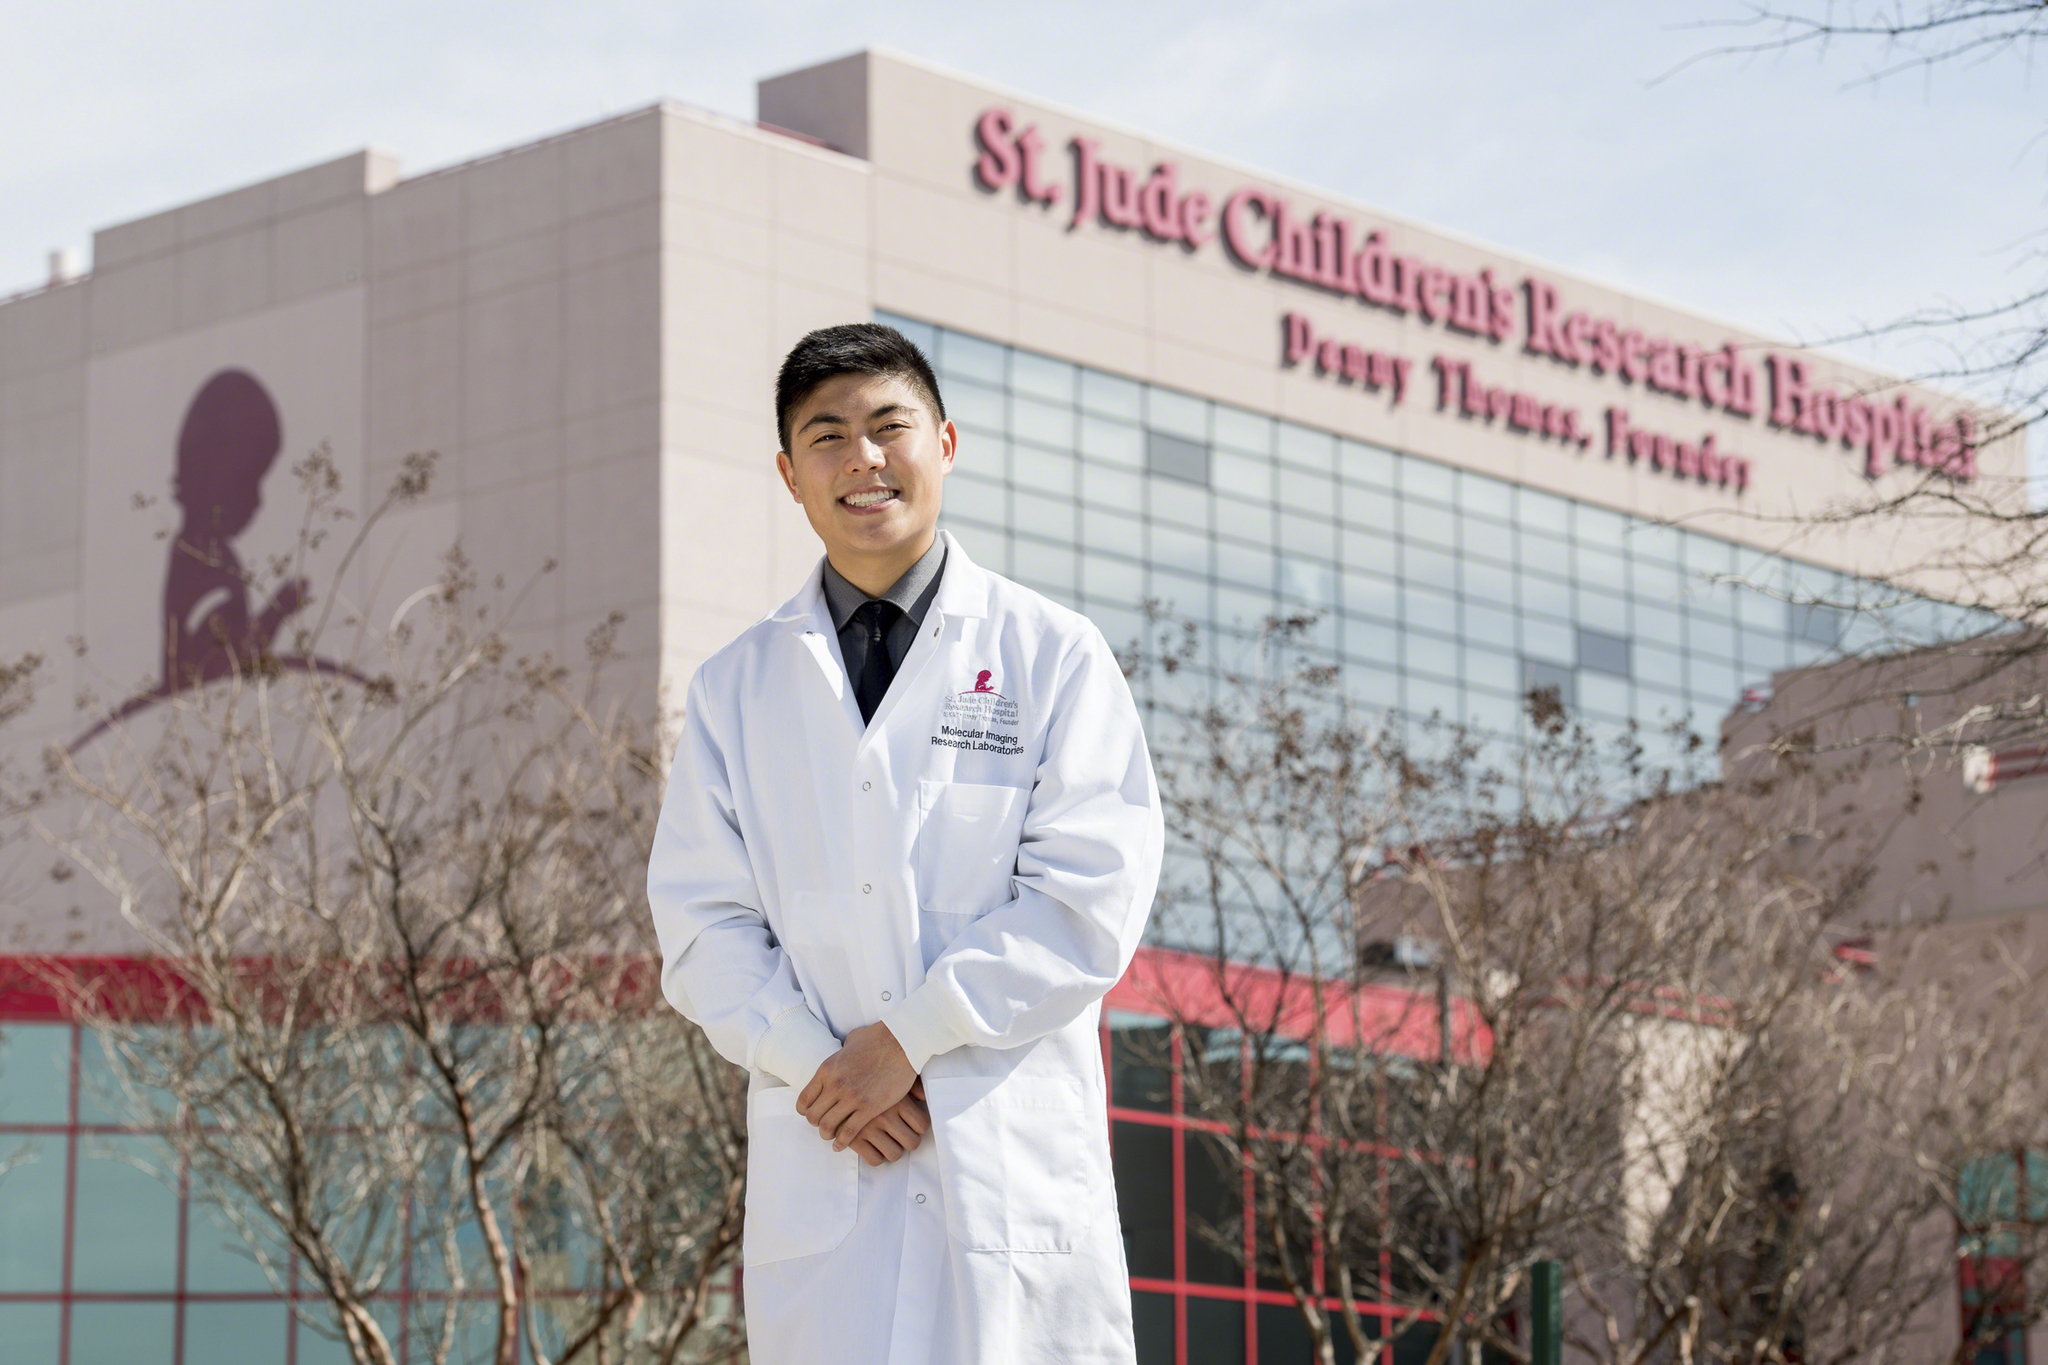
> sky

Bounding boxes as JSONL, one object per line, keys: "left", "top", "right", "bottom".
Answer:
{"left": 4, "top": 0, "right": 2043, "bottom": 418}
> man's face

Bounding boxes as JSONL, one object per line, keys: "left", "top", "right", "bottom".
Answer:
{"left": 777, "top": 372, "right": 956, "bottom": 571}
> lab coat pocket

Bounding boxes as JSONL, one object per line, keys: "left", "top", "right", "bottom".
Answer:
{"left": 743, "top": 1087, "right": 859, "bottom": 1266}
{"left": 925, "top": 1074, "right": 1092, "bottom": 1253}
{"left": 914, "top": 780, "right": 1030, "bottom": 918}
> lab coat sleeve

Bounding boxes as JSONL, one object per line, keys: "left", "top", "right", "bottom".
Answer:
{"left": 882, "top": 625, "right": 1164, "bottom": 1071}
{"left": 647, "top": 670, "right": 841, "bottom": 1091}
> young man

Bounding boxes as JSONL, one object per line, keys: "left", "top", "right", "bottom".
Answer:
{"left": 646, "top": 323, "right": 1164, "bottom": 1364}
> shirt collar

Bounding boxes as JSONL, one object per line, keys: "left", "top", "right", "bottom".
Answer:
{"left": 820, "top": 534, "right": 949, "bottom": 632}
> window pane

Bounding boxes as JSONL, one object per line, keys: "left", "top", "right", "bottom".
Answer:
{"left": 71, "top": 1301, "right": 176, "bottom": 1365}
{"left": 1148, "top": 387, "right": 1208, "bottom": 441}
{"left": 1084, "top": 463, "right": 1144, "bottom": 516}
{"left": 1403, "top": 500, "right": 1456, "bottom": 550}
{"left": 1518, "top": 487, "right": 1570, "bottom": 535}
{"left": 1341, "top": 529, "right": 1397, "bottom": 577}
{"left": 1402, "top": 458, "right": 1455, "bottom": 505}
{"left": 1081, "top": 509, "right": 1143, "bottom": 560}
{"left": 1186, "top": 1295, "right": 1246, "bottom": 1365}
{"left": 1522, "top": 658, "right": 1576, "bottom": 709}
{"left": 1015, "top": 444, "right": 1076, "bottom": 498}
{"left": 1012, "top": 537, "right": 1075, "bottom": 595}
{"left": 1580, "top": 671, "right": 1630, "bottom": 720}
{"left": 0, "top": 1025, "right": 70, "bottom": 1124}
{"left": 1147, "top": 430, "right": 1210, "bottom": 485}
{"left": 1081, "top": 367, "right": 1143, "bottom": 421}
{"left": 1394, "top": 1322, "right": 1443, "bottom": 1365}
{"left": 939, "top": 329, "right": 1005, "bottom": 385}
{"left": 1402, "top": 544, "right": 1457, "bottom": 594}
{"left": 0, "top": 1135, "right": 65, "bottom": 1291}
{"left": 1185, "top": 1133, "right": 1245, "bottom": 1286}
{"left": 1212, "top": 451, "right": 1269, "bottom": 503}
{"left": 1132, "top": 1289, "right": 1176, "bottom": 1365}
{"left": 1521, "top": 573, "right": 1571, "bottom": 621}
{"left": 184, "top": 1302, "right": 291, "bottom": 1365}
{"left": 943, "top": 474, "right": 1006, "bottom": 528}
{"left": 1276, "top": 423, "right": 1335, "bottom": 470}
{"left": 1149, "top": 475, "right": 1209, "bottom": 530}
{"left": 947, "top": 378, "right": 1005, "bottom": 434}
{"left": 1577, "top": 627, "right": 1631, "bottom": 678}
{"left": 1013, "top": 396, "right": 1074, "bottom": 448}
{"left": 876, "top": 311, "right": 938, "bottom": 355}
{"left": 73, "top": 1134, "right": 180, "bottom": 1291}
{"left": 186, "top": 1188, "right": 283, "bottom": 1292}
{"left": 1216, "top": 543, "right": 1272, "bottom": 592}
{"left": 1112, "top": 1121, "right": 1174, "bottom": 1278}
{"left": 1080, "top": 415, "right": 1145, "bottom": 469}
{"left": 1014, "top": 489, "right": 1075, "bottom": 543}
{"left": 1213, "top": 498, "right": 1271, "bottom": 547}
{"left": 1339, "top": 438, "right": 1396, "bottom": 487}
{"left": 1010, "top": 349, "right": 1074, "bottom": 403}
{"left": 1109, "top": 1012, "right": 1171, "bottom": 1113}
{"left": 1082, "top": 554, "right": 1145, "bottom": 608}
{"left": 0, "top": 1303, "right": 58, "bottom": 1365}
{"left": 1151, "top": 568, "right": 1210, "bottom": 621}
{"left": 1405, "top": 630, "right": 1459, "bottom": 684}
{"left": 1459, "top": 469, "right": 1513, "bottom": 521}
{"left": 1277, "top": 512, "right": 1335, "bottom": 563}
{"left": 1341, "top": 481, "right": 1397, "bottom": 534}
{"left": 1690, "top": 615, "right": 1736, "bottom": 664}
{"left": 1216, "top": 586, "right": 1275, "bottom": 628}
{"left": 1213, "top": 405, "right": 1272, "bottom": 455}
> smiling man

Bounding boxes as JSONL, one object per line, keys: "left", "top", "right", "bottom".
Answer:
{"left": 646, "top": 322, "right": 1164, "bottom": 1364}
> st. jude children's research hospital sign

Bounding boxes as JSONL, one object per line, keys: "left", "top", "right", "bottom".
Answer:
{"left": 974, "top": 106, "right": 1981, "bottom": 495}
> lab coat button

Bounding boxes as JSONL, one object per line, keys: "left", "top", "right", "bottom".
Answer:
{"left": 881, "top": 991, "right": 892, "bottom": 1001}
{"left": 916, "top": 1193, "right": 927, "bottom": 1204}
{"left": 862, "top": 883, "right": 872, "bottom": 894}
{"left": 862, "top": 781, "right": 872, "bottom": 792}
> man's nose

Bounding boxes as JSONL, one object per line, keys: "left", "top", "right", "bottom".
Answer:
{"left": 848, "top": 437, "right": 886, "bottom": 470}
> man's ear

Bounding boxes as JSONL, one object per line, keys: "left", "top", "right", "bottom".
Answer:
{"left": 775, "top": 450, "right": 802, "bottom": 503}
{"left": 938, "top": 419, "right": 958, "bottom": 475}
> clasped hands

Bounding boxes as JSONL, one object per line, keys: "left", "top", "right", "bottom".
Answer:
{"left": 798, "top": 1021, "right": 929, "bottom": 1167}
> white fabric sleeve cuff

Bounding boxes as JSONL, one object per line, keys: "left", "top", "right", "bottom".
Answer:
{"left": 753, "top": 1006, "right": 841, "bottom": 1091}
{"left": 881, "top": 983, "right": 969, "bottom": 1074}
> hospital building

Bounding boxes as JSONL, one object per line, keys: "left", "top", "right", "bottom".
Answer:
{"left": 0, "top": 49, "right": 2017, "bottom": 1365}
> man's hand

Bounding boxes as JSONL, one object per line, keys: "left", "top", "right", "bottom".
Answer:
{"left": 799, "top": 1021, "right": 917, "bottom": 1150}
{"left": 848, "top": 1081, "right": 930, "bottom": 1167}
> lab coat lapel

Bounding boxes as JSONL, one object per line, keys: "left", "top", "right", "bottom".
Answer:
{"left": 780, "top": 563, "right": 865, "bottom": 739}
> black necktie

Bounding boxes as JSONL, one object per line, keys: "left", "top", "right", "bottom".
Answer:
{"left": 852, "top": 599, "right": 902, "bottom": 724}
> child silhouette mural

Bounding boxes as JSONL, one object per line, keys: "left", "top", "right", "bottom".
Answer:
{"left": 162, "top": 369, "right": 308, "bottom": 691}
{"left": 70, "top": 368, "right": 356, "bottom": 752}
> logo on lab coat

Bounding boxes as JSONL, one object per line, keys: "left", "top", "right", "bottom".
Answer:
{"left": 934, "top": 672, "right": 1023, "bottom": 754}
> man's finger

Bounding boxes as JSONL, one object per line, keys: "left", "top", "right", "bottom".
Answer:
{"left": 873, "top": 1110, "right": 921, "bottom": 1152}
{"left": 898, "top": 1098, "right": 930, "bottom": 1134}
{"left": 818, "top": 1098, "right": 863, "bottom": 1142}
{"left": 862, "top": 1127, "right": 905, "bottom": 1162}
{"left": 852, "top": 1136, "right": 887, "bottom": 1167}
{"left": 829, "top": 1105, "right": 876, "bottom": 1149}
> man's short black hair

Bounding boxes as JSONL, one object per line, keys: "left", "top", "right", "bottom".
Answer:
{"left": 776, "top": 323, "right": 947, "bottom": 453}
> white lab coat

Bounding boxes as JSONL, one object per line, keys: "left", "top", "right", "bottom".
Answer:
{"left": 647, "top": 531, "right": 1163, "bottom": 1365}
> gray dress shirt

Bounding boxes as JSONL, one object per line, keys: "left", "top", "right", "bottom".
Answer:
{"left": 821, "top": 535, "right": 948, "bottom": 693}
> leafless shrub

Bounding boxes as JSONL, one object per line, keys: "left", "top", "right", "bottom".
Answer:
{"left": 1133, "top": 614, "right": 2048, "bottom": 1365}
{"left": 31, "top": 463, "right": 747, "bottom": 1365}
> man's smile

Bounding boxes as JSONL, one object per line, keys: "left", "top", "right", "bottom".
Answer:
{"left": 842, "top": 487, "right": 901, "bottom": 511}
